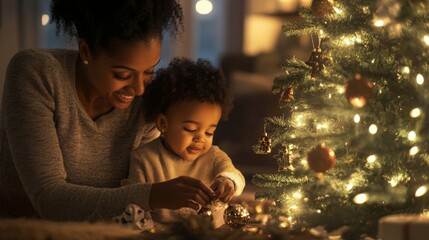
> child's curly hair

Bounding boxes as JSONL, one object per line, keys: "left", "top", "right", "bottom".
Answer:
{"left": 50, "top": 0, "right": 183, "bottom": 53}
{"left": 143, "top": 57, "right": 234, "bottom": 122}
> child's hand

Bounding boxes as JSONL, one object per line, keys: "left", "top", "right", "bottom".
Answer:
{"left": 210, "top": 177, "right": 235, "bottom": 203}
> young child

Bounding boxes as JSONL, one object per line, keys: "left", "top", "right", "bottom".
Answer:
{"left": 119, "top": 57, "right": 245, "bottom": 229}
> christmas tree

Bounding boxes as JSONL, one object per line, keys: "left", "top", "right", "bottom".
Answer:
{"left": 252, "top": 0, "right": 429, "bottom": 239}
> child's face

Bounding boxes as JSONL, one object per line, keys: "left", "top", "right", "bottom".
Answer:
{"left": 159, "top": 100, "right": 222, "bottom": 161}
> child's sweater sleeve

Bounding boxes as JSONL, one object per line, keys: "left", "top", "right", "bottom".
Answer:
{"left": 212, "top": 147, "right": 245, "bottom": 196}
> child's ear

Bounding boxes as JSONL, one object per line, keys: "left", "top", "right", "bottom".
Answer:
{"left": 155, "top": 114, "right": 168, "bottom": 132}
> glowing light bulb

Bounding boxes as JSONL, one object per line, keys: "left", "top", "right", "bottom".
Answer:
{"left": 195, "top": 0, "right": 213, "bottom": 15}
{"left": 424, "top": 35, "right": 429, "bottom": 46}
{"left": 402, "top": 66, "right": 410, "bottom": 74}
{"left": 389, "top": 179, "right": 398, "bottom": 187}
{"left": 293, "top": 192, "right": 302, "bottom": 199}
{"left": 374, "top": 19, "right": 385, "bottom": 27}
{"left": 316, "top": 209, "right": 322, "bottom": 213}
{"left": 409, "top": 146, "right": 419, "bottom": 156}
{"left": 369, "top": 124, "right": 378, "bottom": 134}
{"left": 367, "top": 155, "right": 377, "bottom": 163}
{"left": 346, "top": 183, "right": 354, "bottom": 191}
{"left": 408, "top": 131, "right": 416, "bottom": 141}
{"left": 354, "top": 193, "right": 369, "bottom": 204}
{"left": 301, "top": 159, "right": 308, "bottom": 166}
{"left": 416, "top": 74, "right": 425, "bottom": 85}
{"left": 290, "top": 205, "right": 298, "bottom": 210}
{"left": 410, "top": 108, "right": 421, "bottom": 118}
{"left": 41, "top": 14, "right": 50, "bottom": 26}
{"left": 416, "top": 185, "right": 428, "bottom": 197}
{"left": 354, "top": 114, "right": 361, "bottom": 123}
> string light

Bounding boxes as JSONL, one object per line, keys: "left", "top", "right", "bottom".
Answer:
{"left": 41, "top": 14, "right": 50, "bottom": 26}
{"left": 293, "top": 192, "right": 303, "bottom": 199}
{"left": 409, "top": 146, "right": 419, "bottom": 156}
{"left": 415, "top": 185, "right": 428, "bottom": 197}
{"left": 316, "top": 209, "right": 322, "bottom": 213}
{"left": 424, "top": 35, "right": 429, "bottom": 46}
{"left": 354, "top": 114, "right": 361, "bottom": 123}
{"left": 195, "top": 0, "right": 213, "bottom": 15}
{"left": 366, "top": 155, "right": 377, "bottom": 163}
{"left": 402, "top": 66, "right": 410, "bottom": 74}
{"left": 374, "top": 19, "right": 385, "bottom": 27}
{"left": 346, "top": 183, "right": 354, "bottom": 191}
{"left": 416, "top": 74, "right": 425, "bottom": 85}
{"left": 410, "top": 108, "right": 421, "bottom": 118}
{"left": 408, "top": 131, "right": 416, "bottom": 141}
{"left": 369, "top": 124, "right": 378, "bottom": 134}
{"left": 353, "top": 193, "right": 369, "bottom": 204}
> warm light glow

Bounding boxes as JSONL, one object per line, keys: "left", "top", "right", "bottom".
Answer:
{"left": 354, "top": 114, "right": 361, "bottom": 123}
{"left": 346, "top": 183, "right": 354, "bottom": 191}
{"left": 374, "top": 19, "right": 385, "bottom": 27}
{"left": 367, "top": 155, "right": 377, "bottom": 163}
{"left": 337, "top": 86, "right": 345, "bottom": 94}
{"left": 353, "top": 193, "right": 369, "bottom": 204}
{"left": 343, "top": 38, "right": 352, "bottom": 46}
{"left": 410, "top": 108, "right": 421, "bottom": 118}
{"left": 293, "top": 191, "right": 302, "bottom": 199}
{"left": 316, "top": 123, "right": 328, "bottom": 130}
{"left": 389, "top": 179, "right": 398, "bottom": 187}
{"left": 408, "top": 131, "right": 417, "bottom": 141}
{"left": 402, "top": 66, "right": 410, "bottom": 74}
{"left": 333, "top": 7, "right": 342, "bottom": 14}
{"left": 195, "top": 0, "right": 213, "bottom": 15}
{"left": 301, "top": 159, "right": 308, "bottom": 166}
{"left": 409, "top": 146, "right": 419, "bottom": 156}
{"left": 369, "top": 124, "right": 378, "bottom": 134}
{"left": 41, "top": 14, "right": 50, "bottom": 26}
{"left": 350, "top": 97, "right": 366, "bottom": 108}
{"left": 415, "top": 185, "right": 428, "bottom": 197}
{"left": 290, "top": 205, "right": 298, "bottom": 210}
{"left": 316, "top": 209, "right": 322, "bottom": 213}
{"left": 416, "top": 74, "right": 425, "bottom": 85}
{"left": 424, "top": 35, "right": 429, "bottom": 46}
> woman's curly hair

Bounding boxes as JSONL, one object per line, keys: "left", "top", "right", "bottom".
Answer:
{"left": 50, "top": 0, "right": 183, "bottom": 52}
{"left": 143, "top": 57, "right": 234, "bottom": 122}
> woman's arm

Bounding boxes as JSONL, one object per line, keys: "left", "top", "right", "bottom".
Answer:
{"left": 2, "top": 50, "right": 152, "bottom": 221}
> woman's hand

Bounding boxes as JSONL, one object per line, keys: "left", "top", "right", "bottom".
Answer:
{"left": 210, "top": 177, "right": 235, "bottom": 203}
{"left": 149, "top": 176, "right": 215, "bottom": 211}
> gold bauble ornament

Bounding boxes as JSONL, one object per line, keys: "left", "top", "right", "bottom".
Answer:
{"left": 345, "top": 73, "right": 374, "bottom": 108}
{"left": 307, "top": 144, "right": 336, "bottom": 173}
{"left": 223, "top": 203, "right": 250, "bottom": 229}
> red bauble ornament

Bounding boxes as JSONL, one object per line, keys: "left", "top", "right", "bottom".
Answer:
{"left": 307, "top": 144, "right": 336, "bottom": 173}
{"left": 311, "top": 0, "right": 334, "bottom": 17}
{"left": 345, "top": 73, "right": 374, "bottom": 108}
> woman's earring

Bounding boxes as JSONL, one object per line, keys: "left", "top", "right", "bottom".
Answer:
{"left": 83, "top": 60, "right": 89, "bottom": 65}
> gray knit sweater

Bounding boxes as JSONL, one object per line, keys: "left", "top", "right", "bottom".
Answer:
{"left": 0, "top": 49, "right": 159, "bottom": 221}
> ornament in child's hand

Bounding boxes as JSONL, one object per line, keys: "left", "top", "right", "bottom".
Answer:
{"left": 345, "top": 73, "right": 374, "bottom": 108}
{"left": 307, "top": 144, "right": 336, "bottom": 173}
{"left": 223, "top": 203, "right": 250, "bottom": 229}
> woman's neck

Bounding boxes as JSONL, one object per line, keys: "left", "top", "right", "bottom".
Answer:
{"left": 75, "top": 58, "right": 113, "bottom": 120}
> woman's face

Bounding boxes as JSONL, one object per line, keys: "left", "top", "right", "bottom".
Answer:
{"left": 83, "top": 38, "right": 162, "bottom": 110}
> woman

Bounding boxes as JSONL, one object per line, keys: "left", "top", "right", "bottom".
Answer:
{"left": 0, "top": 0, "right": 215, "bottom": 221}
